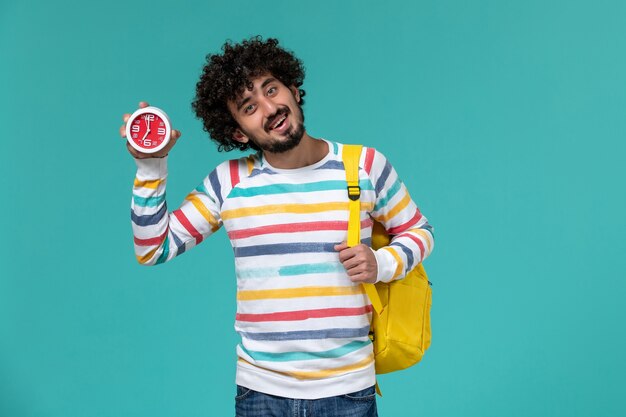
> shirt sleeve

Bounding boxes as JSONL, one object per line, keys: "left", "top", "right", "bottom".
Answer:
{"left": 130, "top": 156, "right": 223, "bottom": 265}
{"left": 365, "top": 148, "right": 435, "bottom": 282}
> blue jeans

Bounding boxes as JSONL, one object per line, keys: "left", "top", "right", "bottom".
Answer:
{"left": 235, "top": 385, "right": 378, "bottom": 417}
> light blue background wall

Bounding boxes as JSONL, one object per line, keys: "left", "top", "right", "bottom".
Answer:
{"left": 1, "top": 1, "right": 624, "bottom": 416}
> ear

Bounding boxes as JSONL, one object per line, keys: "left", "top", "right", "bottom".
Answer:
{"left": 232, "top": 128, "right": 249, "bottom": 144}
{"left": 290, "top": 86, "right": 301, "bottom": 103}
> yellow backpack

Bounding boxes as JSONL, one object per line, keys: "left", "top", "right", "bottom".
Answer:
{"left": 343, "top": 144, "right": 433, "bottom": 378}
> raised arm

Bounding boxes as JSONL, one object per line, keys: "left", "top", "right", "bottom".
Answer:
{"left": 130, "top": 158, "right": 223, "bottom": 265}
{"left": 120, "top": 102, "right": 222, "bottom": 265}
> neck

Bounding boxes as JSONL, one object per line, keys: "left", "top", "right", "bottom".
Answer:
{"left": 262, "top": 132, "right": 328, "bottom": 169}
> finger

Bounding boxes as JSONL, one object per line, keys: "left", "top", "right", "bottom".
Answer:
{"left": 349, "top": 274, "right": 363, "bottom": 283}
{"left": 126, "top": 141, "right": 140, "bottom": 158}
{"left": 120, "top": 124, "right": 127, "bottom": 138}
{"left": 122, "top": 113, "right": 131, "bottom": 122}
{"left": 343, "top": 257, "right": 363, "bottom": 271}
{"left": 346, "top": 267, "right": 361, "bottom": 277}
{"left": 334, "top": 241, "right": 349, "bottom": 251}
{"left": 163, "top": 130, "right": 182, "bottom": 151}
{"left": 337, "top": 248, "right": 356, "bottom": 263}
{"left": 139, "top": 101, "right": 150, "bottom": 108}
{"left": 348, "top": 271, "right": 367, "bottom": 282}
{"left": 349, "top": 273, "right": 376, "bottom": 284}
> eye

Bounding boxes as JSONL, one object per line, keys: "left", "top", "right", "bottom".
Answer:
{"left": 267, "top": 86, "right": 277, "bottom": 96}
{"left": 244, "top": 103, "right": 256, "bottom": 114}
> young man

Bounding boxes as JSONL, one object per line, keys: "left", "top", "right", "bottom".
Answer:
{"left": 121, "top": 37, "right": 434, "bottom": 417}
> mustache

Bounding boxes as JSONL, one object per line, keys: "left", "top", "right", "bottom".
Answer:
{"left": 265, "top": 107, "right": 290, "bottom": 130}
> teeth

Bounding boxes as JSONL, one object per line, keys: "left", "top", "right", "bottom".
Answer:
{"left": 271, "top": 115, "right": 286, "bottom": 129}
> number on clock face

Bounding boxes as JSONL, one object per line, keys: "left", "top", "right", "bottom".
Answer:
{"left": 129, "top": 113, "right": 168, "bottom": 150}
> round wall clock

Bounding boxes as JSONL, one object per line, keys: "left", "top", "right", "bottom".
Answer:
{"left": 125, "top": 106, "right": 171, "bottom": 154}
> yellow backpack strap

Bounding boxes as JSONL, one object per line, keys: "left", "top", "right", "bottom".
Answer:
{"left": 341, "top": 144, "right": 383, "bottom": 315}
{"left": 342, "top": 144, "right": 362, "bottom": 247}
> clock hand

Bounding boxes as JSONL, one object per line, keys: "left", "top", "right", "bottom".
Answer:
{"left": 141, "top": 129, "right": 150, "bottom": 141}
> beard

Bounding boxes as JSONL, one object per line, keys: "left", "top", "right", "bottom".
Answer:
{"left": 244, "top": 106, "right": 306, "bottom": 154}
{"left": 261, "top": 122, "right": 305, "bottom": 153}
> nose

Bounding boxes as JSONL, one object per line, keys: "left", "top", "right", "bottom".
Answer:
{"left": 259, "top": 96, "right": 278, "bottom": 116}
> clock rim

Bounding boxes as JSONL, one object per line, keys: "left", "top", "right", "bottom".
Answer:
{"left": 126, "top": 106, "right": 172, "bottom": 154}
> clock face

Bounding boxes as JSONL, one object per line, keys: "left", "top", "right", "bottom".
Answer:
{"left": 128, "top": 110, "right": 169, "bottom": 152}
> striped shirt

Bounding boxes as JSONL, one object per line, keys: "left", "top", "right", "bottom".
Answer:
{"left": 130, "top": 139, "right": 434, "bottom": 399}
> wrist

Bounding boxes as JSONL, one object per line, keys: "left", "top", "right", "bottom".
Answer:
{"left": 371, "top": 248, "right": 396, "bottom": 283}
{"left": 135, "top": 155, "right": 168, "bottom": 179}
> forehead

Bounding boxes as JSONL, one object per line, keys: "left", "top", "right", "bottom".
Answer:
{"left": 228, "top": 74, "right": 287, "bottom": 111}
{"left": 237, "top": 74, "right": 282, "bottom": 97}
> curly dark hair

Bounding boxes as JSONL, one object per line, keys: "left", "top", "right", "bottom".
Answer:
{"left": 192, "top": 36, "right": 306, "bottom": 152}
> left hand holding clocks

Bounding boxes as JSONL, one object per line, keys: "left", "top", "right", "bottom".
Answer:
{"left": 334, "top": 242, "right": 378, "bottom": 283}
{"left": 119, "top": 101, "right": 181, "bottom": 159}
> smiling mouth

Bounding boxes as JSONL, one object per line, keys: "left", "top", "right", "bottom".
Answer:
{"left": 267, "top": 109, "right": 290, "bottom": 131}
{"left": 269, "top": 115, "right": 287, "bottom": 130}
